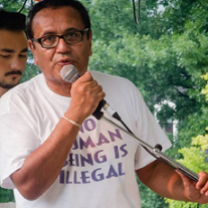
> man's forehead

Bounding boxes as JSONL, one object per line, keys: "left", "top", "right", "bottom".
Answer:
{"left": 0, "top": 30, "right": 28, "bottom": 53}
{"left": 0, "top": 29, "right": 26, "bottom": 39}
{"left": 32, "top": 6, "right": 84, "bottom": 35}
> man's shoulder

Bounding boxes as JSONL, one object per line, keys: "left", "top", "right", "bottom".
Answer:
{"left": 0, "top": 73, "right": 43, "bottom": 102}
{"left": 89, "top": 70, "right": 143, "bottom": 103}
{"left": 90, "top": 70, "right": 133, "bottom": 86}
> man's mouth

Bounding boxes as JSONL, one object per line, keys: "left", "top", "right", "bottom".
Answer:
{"left": 5, "top": 70, "right": 22, "bottom": 76}
{"left": 57, "top": 58, "right": 74, "bottom": 65}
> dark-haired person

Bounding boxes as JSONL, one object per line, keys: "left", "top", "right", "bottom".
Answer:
{"left": 0, "top": 1, "right": 208, "bottom": 208}
{"left": 0, "top": 10, "right": 28, "bottom": 98}
{"left": 0, "top": 9, "right": 27, "bottom": 207}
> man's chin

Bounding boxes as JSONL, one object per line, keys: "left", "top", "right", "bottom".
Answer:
{"left": 0, "top": 82, "right": 19, "bottom": 89}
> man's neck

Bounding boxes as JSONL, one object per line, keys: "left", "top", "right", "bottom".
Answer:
{"left": 0, "top": 87, "right": 8, "bottom": 98}
{"left": 46, "top": 80, "right": 72, "bottom": 97}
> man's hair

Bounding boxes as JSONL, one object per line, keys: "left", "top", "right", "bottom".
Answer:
{"left": 27, "top": 0, "right": 91, "bottom": 39}
{"left": 0, "top": 10, "right": 26, "bottom": 31}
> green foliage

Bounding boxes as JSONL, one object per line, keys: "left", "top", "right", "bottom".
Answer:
{"left": 166, "top": 49, "right": 208, "bottom": 208}
{"left": 75, "top": 0, "right": 208, "bottom": 207}
{"left": 201, "top": 73, "right": 208, "bottom": 103}
{"left": 0, "top": 188, "right": 15, "bottom": 203}
{"left": 0, "top": 0, "right": 24, "bottom": 13}
{"left": 20, "top": 63, "right": 40, "bottom": 84}
{"left": 166, "top": 200, "right": 199, "bottom": 208}
{"left": 165, "top": 143, "right": 208, "bottom": 207}
{"left": 84, "top": 0, "right": 208, "bottom": 126}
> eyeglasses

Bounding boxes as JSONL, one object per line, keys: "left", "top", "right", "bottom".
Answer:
{"left": 32, "top": 28, "right": 90, "bottom": 49}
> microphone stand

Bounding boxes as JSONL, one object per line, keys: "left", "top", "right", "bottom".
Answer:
{"left": 94, "top": 107, "right": 199, "bottom": 182}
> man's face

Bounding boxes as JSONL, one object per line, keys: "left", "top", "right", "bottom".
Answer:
{"left": 0, "top": 30, "right": 28, "bottom": 89}
{"left": 29, "top": 6, "right": 92, "bottom": 89}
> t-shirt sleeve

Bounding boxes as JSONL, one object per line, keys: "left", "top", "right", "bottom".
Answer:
{"left": 0, "top": 114, "right": 40, "bottom": 189}
{"left": 128, "top": 84, "right": 172, "bottom": 170}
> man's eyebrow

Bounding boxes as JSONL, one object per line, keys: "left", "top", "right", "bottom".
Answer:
{"left": 0, "top": 48, "right": 15, "bottom": 53}
{"left": 39, "top": 31, "right": 57, "bottom": 37}
{"left": 0, "top": 48, "right": 28, "bottom": 53}
{"left": 20, "top": 48, "right": 28, "bottom": 53}
{"left": 65, "top": 28, "right": 79, "bottom": 31}
{"left": 40, "top": 28, "right": 78, "bottom": 37}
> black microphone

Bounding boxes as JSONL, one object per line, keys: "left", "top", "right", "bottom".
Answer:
{"left": 60, "top": 65, "right": 120, "bottom": 120}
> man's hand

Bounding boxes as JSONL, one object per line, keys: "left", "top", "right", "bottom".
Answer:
{"left": 65, "top": 71, "right": 105, "bottom": 124}
{"left": 137, "top": 160, "right": 208, "bottom": 203}
{"left": 177, "top": 170, "right": 208, "bottom": 204}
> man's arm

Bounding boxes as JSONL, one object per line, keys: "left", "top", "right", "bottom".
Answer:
{"left": 11, "top": 118, "right": 80, "bottom": 200}
{"left": 10, "top": 72, "right": 105, "bottom": 200}
{"left": 136, "top": 160, "right": 208, "bottom": 204}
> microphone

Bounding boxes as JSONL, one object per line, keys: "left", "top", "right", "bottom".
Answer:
{"left": 60, "top": 64, "right": 80, "bottom": 83}
{"left": 60, "top": 65, "right": 120, "bottom": 120}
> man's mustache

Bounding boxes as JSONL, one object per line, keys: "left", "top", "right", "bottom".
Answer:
{"left": 5, "top": 70, "right": 22, "bottom": 76}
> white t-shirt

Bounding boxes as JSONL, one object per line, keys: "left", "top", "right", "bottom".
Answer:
{"left": 0, "top": 71, "right": 171, "bottom": 208}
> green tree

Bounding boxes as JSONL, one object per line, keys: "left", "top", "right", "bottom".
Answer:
{"left": 82, "top": 0, "right": 208, "bottom": 207}
{"left": 166, "top": 73, "right": 208, "bottom": 207}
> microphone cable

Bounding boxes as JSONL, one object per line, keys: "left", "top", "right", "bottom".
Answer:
{"left": 18, "top": 0, "right": 28, "bottom": 13}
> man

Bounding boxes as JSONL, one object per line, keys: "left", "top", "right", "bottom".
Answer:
{"left": 0, "top": 1, "right": 208, "bottom": 207}
{"left": 0, "top": 9, "right": 27, "bottom": 207}
{"left": 0, "top": 10, "right": 28, "bottom": 98}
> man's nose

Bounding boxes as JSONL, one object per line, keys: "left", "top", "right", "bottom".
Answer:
{"left": 11, "top": 58, "right": 24, "bottom": 70}
{"left": 56, "top": 37, "right": 71, "bottom": 53}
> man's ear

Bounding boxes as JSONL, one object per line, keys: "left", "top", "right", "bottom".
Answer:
{"left": 28, "top": 40, "right": 38, "bottom": 65}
